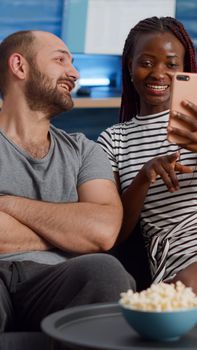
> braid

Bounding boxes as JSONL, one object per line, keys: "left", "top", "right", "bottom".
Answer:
{"left": 120, "top": 16, "right": 197, "bottom": 122}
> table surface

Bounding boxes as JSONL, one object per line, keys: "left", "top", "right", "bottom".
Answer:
{"left": 41, "top": 303, "right": 197, "bottom": 350}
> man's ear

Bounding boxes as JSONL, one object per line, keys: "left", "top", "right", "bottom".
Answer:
{"left": 8, "top": 53, "right": 27, "bottom": 80}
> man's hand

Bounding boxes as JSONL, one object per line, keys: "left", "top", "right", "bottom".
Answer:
{"left": 168, "top": 100, "right": 197, "bottom": 152}
{"left": 0, "top": 211, "right": 51, "bottom": 253}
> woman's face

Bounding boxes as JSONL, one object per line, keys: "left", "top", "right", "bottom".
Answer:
{"left": 129, "top": 32, "right": 185, "bottom": 115}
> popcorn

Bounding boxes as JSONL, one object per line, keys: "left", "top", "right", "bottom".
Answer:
{"left": 120, "top": 281, "right": 197, "bottom": 311}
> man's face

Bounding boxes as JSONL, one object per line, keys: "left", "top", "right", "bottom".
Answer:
{"left": 24, "top": 32, "right": 79, "bottom": 118}
{"left": 24, "top": 60, "right": 74, "bottom": 117}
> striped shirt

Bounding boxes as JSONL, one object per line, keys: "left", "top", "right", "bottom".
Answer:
{"left": 98, "top": 110, "right": 197, "bottom": 283}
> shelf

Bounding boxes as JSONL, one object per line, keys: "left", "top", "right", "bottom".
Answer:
{"left": 73, "top": 97, "right": 121, "bottom": 108}
{"left": 0, "top": 97, "right": 121, "bottom": 110}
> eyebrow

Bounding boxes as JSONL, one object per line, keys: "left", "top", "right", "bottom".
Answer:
{"left": 53, "top": 49, "right": 73, "bottom": 62}
{"left": 137, "top": 53, "right": 179, "bottom": 60}
{"left": 166, "top": 54, "right": 178, "bottom": 58}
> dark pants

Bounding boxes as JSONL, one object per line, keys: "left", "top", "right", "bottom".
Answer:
{"left": 0, "top": 253, "right": 136, "bottom": 331}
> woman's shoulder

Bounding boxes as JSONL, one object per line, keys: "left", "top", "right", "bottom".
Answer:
{"left": 102, "top": 120, "right": 134, "bottom": 135}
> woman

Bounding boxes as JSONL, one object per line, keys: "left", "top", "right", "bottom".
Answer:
{"left": 98, "top": 16, "right": 197, "bottom": 292}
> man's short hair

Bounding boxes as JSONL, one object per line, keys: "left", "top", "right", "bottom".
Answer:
{"left": 0, "top": 30, "right": 36, "bottom": 98}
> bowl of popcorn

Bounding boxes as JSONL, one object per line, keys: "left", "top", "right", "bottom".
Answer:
{"left": 119, "top": 281, "right": 197, "bottom": 341}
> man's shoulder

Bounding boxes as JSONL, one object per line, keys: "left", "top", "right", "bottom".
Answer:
{"left": 50, "top": 124, "right": 98, "bottom": 154}
{"left": 50, "top": 124, "right": 91, "bottom": 143}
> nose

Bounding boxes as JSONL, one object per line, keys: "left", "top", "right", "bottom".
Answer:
{"left": 150, "top": 63, "right": 166, "bottom": 80}
{"left": 68, "top": 63, "right": 80, "bottom": 81}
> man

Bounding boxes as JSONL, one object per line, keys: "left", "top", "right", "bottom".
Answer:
{"left": 0, "top": 30, "right": 135, "bottom": 332}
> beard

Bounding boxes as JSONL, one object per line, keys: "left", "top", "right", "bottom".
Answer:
{"left": 24, "top": 62, "right": 74, "bottom": 118}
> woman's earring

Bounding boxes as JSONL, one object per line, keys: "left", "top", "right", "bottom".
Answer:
{"left": 130, "top": 74, "right": 133, "bottom": 82}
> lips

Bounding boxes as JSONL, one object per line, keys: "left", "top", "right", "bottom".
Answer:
{"left": 146, "top": 83, "right": 169, "bottom": 91}
{"left": 144, "top": 83, "right": 170, "bottom": 97}
{"left": 58, "top": 80, "right": 74, "bottom": 93}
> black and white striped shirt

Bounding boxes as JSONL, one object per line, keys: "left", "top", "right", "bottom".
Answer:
{"left": 98, "top": 110, "right": 197, "bottom": 282}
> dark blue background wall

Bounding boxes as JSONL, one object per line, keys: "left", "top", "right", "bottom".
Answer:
{"left": 0, "top": 0, "right": 196, "bottom": 140}
{"left": 0, "top": 0, "right": 196, "bottom": 47}
{"left": 0, "top": 0, "right": 63, "bottom": 41}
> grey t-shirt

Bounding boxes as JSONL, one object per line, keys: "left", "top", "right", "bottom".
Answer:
{"left": 0, "top": 124, "right": 114, "bottom": 264}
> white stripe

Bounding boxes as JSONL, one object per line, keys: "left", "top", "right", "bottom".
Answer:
{"left": 97, "top": 111, "right": 197, "bottom": 281}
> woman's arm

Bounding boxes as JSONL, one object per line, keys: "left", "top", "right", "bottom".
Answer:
{"left": 116, "top": 152, "right": 192, "bottom": 241}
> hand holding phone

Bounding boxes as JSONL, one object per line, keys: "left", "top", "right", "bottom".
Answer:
{"left": 167, "top": 72, "right": 197, "bottom": 145}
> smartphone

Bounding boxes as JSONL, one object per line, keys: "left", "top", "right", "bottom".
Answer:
{"left": 167, "top": 72, "right": 197, "bottom": 144}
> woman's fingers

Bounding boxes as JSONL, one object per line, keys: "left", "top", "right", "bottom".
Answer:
{"left": 147, "top": 152, "right": 179, "bottom": 192}
{"left": 167, "top": 100, "right": 197, "bottom": 152}
{"left": 161, "top": 154, "right": 179, "bottom": 191}
{"left": 170, "top": 110, "right": 197, "bottom": 130}
{"left": 144, "top": 151, "right": 193, "bottom": 192}
{"left": 167, "top": 125, "right": 197, "bottom": 152}
{"left": 148, "top": 152, "right": 192, "bottom": 192}
{"left": 182, "top": 100, "right": 197, "bottom": 114}
{"left": 175, "top": 162, "right": 193, "bottom": 173}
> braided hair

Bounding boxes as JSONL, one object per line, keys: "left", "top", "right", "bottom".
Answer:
{"left": 120, "top": 16, "right": 197, "bottom": 122}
